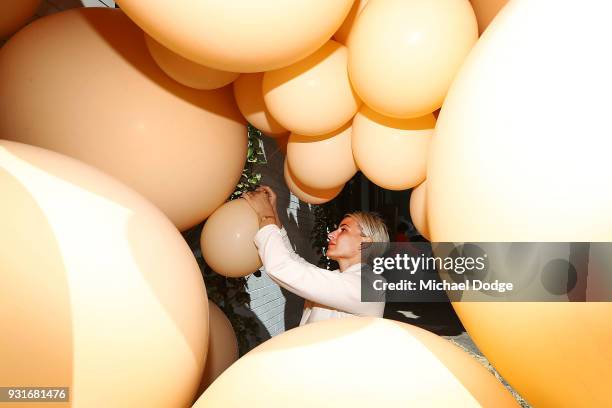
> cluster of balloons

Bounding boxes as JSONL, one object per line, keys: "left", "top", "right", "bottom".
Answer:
{"left": 3, "top": 0, "right": 610, "bottom": 407}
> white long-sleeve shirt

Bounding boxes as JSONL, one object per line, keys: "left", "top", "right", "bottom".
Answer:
{"left": 253, "top": 224, "right": 385, "bottom": 326}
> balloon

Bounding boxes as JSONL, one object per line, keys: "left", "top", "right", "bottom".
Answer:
{"left": 263, "top": 40, "right": 361, "bottom": 136}
{"left": 200, "top": 199, "right": 262, "bottom": 278}
{"left": 196, "top": 301, "right": 238, "bottom": 394}
{"left": 144, "top": 34, "right": 239, "bottom": 90}
{"left": 409, "top": 181, "right": 430, "bottom": 240}
{"left": 0, "top": 0, "right": 40, "bottom": 38}
{"left": 284, "top": 159, "right": 343, "bottom": 205}
{"left": 352, "top": 107, "right": 435, "bottom": 190}
{"left": 194, "top": 317, "right": 517, "bottom": 407}
{"left": 233, "top": 73, "right": 289, "bottom": 137}
{"left": 287, "top": 124, "right": 357, "bottom": 190}
{"left": 428, "top": 0, "right": 612, "bottom": 406}
{"left": 333, "top": 0, "right": 369, "bottom": 45}
{"left": 470, "top": 0, "right": 509, "bottom": 34}
{"left": 0, "top": 141, "right": 208, "bottom": 408}
{"left": 0, "top": 8, "right": 247, "bottom": 231}
{"left": 116, "top": 0, "right": 354, "bottom": 72}
{"left": 348, "top": 0, "right": 477, "bottom": 118}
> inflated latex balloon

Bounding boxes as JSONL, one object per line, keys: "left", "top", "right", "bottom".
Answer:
{"left": 287, "top": 125, "right": 357, "bottom": 190}
{"left": 0, "top": 0, "right": 40, "bottom": 38}
{"left": 196, "top": 301, "right": 238, "bottom": 395}
{"left": 200, "top": 199, "right": 262, "bottom": 278}
{"left": 284, "top": 159, "right": 343, "bottom": 205}
{"left": 233, "top": 73, "right": 289, "bottom": 137}
{"left": 0, "top": 141, "right": 208, "bottom": 408}
{"left": 428, "top": 0, "right": 612, "bottom": 406}
{"left": 352, "top": 107, "right": 435, "bottom": 190}
{"left": 333, "top": 0, "right": 369, "bottom": 45}
{"left": 409, "top": 181, "right": 430, "bottom": 240}
{"left": 0, "top": 8, "right": 247, "bottom": 231}
{"left": 348, "top": 0, "right": 477, "bottom": 118}
{"left": 470, "top": 0, "right": 509, "bottom": 34}
{"left": 145, "top": 34, "right": 239, "bottom": 90}
{"left": 194, "top": 317, "right": 517, "bottom": 407}
{"left": 116, "top": 0, "right": 354, "bottom": 72}
{"left": 263, "top": 40, "right": 361, "bottom": 136}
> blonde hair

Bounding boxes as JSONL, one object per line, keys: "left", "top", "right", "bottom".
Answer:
{"left": 345, "top": 211, "right": 390, "bottom": 260}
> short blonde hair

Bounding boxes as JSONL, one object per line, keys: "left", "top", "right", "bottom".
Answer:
{"left": 345, "top": 212, "right": 390, "bottom": 260}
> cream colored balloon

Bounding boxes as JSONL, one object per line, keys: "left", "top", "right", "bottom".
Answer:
{"left": 0, "top": 8, "right": 247, "bottom": 231}
{"left": 0, "top": 0, "right": 40, "bottom": 38}
{"left": 194, "top": 317, "right": 517, "bottom": 407}
{"left": 348, "top": 0, "right": 478, "bottom": 118}
{"left": 409, "top": 181, "right": 430, "bottom": 240}
{"left": 428, "top": 0, "right": 612, "bottom": 406}
{"left": 352, "top": 107, "right": 435, "bottom": 190}
{"left": 287, "top": 125, "right": 357, "bottom": 190}
{"left": 145, "top": 34, "right": 239, "bottom": 90}
{"left": 233, "top": 73, "right": 289, "bottom": 137}
{"left": 116, "top": 0, "right": 354, "bottom": 72}
{"left": 0, "top": 141, "right": 208, "bottom": 408}
{"left": 284, "top": 159, "right": 343, "bottom": 205}
{"left": 200, "top": 199, "right": 262, "bottom": 278}
{"left": 263, "top": 40, "right": 361, "bottom": 136}
{"left": 470, "top": 0, "right": 509, "bottom": 34}
{"left": 196, "top": 301, "right": 239, "bottom": 394}
{"left": 333, "top": 0, "right": 369, "bottom": 45}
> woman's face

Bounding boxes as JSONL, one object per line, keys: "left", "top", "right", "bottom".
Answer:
{"left": 326, "top": 217, "right": 366, "bottom": 260}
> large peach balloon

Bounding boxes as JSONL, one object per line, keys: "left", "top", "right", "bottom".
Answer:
{"left": 144, "top": 34, "right": 239, "bottom": 90}
{"left": 116, "top": 0, "right": 354, "bottom": 73}
{"left": 0, "top": 0, "right": 40, "bottom": 38}
{"left": 284, "top": 159, "right": 343, "bottom": 205}
{"left": 0, "top": 8, "right": 247, "bottom": 231}
{"left": 0, "top": 141, "right": 208, "bottom": 408}
{"left": 352, "top": 107, "right": 435, "bottom": 190}
{"left": 194, "top": 318, "right": 517, "bottom": 407}
{"left": 348, "top": 0, "right": 478, "bottom": 118}
{"left": 409, "top": 181, "right": 430, "bottom": 240}
{"left": 200, "top": 199, "right": 262, "bottom": 278}
{"left": 287, "top": 125, "right": 357, "bottom": 190}
{"left": 233, "top": 73, "right": 289, "bottom": 137}
{"left": 470, "top": 0, "right": 509, "bottom": 34}
{"left": 333, "top": 0, "right": 369, "bottom": 45}
{"left": 196, "top": 301, "right": 238, "bottom": 394}
{"left": 428, "top": 0, "right": 612, "bottom": 406}
{"left": 263, "top": 41, "right": 361, "bottom": 136}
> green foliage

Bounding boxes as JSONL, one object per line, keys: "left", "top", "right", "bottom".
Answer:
{"left": 182, "top": 124, "right": 267, "bottom": 355}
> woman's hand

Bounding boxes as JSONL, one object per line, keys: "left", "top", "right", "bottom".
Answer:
{"left": 242, "top": 189, "right": 277, "bottom": 228}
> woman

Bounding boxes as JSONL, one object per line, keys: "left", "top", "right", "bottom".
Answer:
{"left": 242, "top": 186, "right": 389, "bottom": 326}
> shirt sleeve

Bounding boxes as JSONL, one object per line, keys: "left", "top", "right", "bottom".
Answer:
{"left": 254, "top": 224, "right": 377, "bottom": 316}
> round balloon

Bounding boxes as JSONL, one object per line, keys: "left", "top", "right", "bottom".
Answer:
{"left": 428, "top": 0, "right": 612, "bottom": 406}
{"left": 333, "top": 0, "right": 369, "bottom": 45}
{"left": 263, "top": 40, "right": 361, "bottom": 136}
{"left": 196, "top": 301, "right": 239, "bottom": 395}
{"left": 348, "top": 0, "right": 477, "bottom": 118}
{"left": 409, "top": 181, "right": 430, "bottom": 240}
{"left": 287, "top": 125, "right": 357, "bottom": 190}
{"left": 233, "top": 73, "right": 289, "bottom": 137}
{"left": 284, "top": 159, "right": 343, "bottom": 205}
{"left": 193, "top": 317, "right": 517, "bottom": 407}
{"left": 200, "top": 199, "right": 262, "bottom": 278}
{"left": 0, "top": 8, "right": 247, "bottom": 231}
{"left": 470, "top": 0, "right": 509, "bottom": 34}
{"left": 116, "top": 0, "right": 354, "bottom": 72}
{"left": 0, "top": 141, "right": 208, "bottom": 408}
{"left": 0, "top": 0, "right": 40, "bottom": 38}
{"left": 145, "top": 34, "right": 239, "bottom": 90}
{"left": 352, "top": 107, "right": 435, "bottom": 190}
